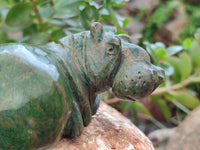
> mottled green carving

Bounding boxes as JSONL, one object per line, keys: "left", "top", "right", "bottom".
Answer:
{"left": 0, "top": 22, "right": 164, "bottom": 150}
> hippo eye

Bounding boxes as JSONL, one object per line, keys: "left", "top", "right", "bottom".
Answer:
{"left": 109, "top": 47, "right": 113, "bottom": 52}
{"left": 107, "top": 46, "right": 115, "bottom": 54}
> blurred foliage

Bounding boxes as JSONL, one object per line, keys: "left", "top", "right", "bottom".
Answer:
{"left": 142, "top": 1, "right": 178, "bottom": 42}
{"left": 0, "top": 0, "right": 129, "bottom": 45}
{"left": 180, "top": 3, "right": 200, "bottom": 39}
{"left": 141, "top": 0, "right": 200, "bottom": 43}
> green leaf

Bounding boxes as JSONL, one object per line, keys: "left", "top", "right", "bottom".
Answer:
{"left": 171, "top": 100, "right": 190, "bottom": 114}
{"left": 155, "top": 48, "right": 167, "bottom": 59}
{"left": 35, "top": 0, "right": 52, "bottom": 6}
{"left": 54, "top": 0, "right": 82, "bottom": 10}
{"left": 132, "top": 102, "right": 138, "bottom": 124}
{"left": 0, "top": 30, "right": 8, "bottom": 43}
{"left": 165, "top": 56, "right": 181, "bottom": 82}
{"left": 107, "top": 6, "right": 121, "bottom": 28}
{"left": 99, "top": 8, "right": 109, "bottom": 15}
{"left": 154, "top": 43, "right": 166, "bottom": 58}
{"left": 189, "top": 41, "right": 200, "bottom": 67}
{"left": 155, "top": 42, "right": 166, "bottom": 49}
{"left": 49, "top": 19, "right": 66, "bottom": 27}
{"left": 53, "top": 9, "right": 80, "bottom": 19}
{"left": 120, "top": 101, "right": 134, "bottom": 112}
{"left": 23, "top": 24, "right": 38, "bottom": 37}
{"left": 5, "top": 3, "right": 33, "bottom": 29}
{"left": 39, "top": 6, "right": 54, "bottom": 19}
{"left": 158, "top": 62, "right": 174, "bottom": 76}
{"left": 64, "top": 27, "right": 85, "bottom": 35}
{"left": 166, "top": 45, "right": 183, "bottom": 56}
{"left": 122, "top": 17, "right": 130, "bottom": 27}
{"left": 170, "top": 90, "right": 200, "bottom": 109}
{"left": 0, "top": 0, "right": 9, "bottom": 9}
{"left": 194, "top": 28, "right": 200, "bottom": 42}
{"left": 80, "top": 5, "right": 99, "bottom": 29}
{"left": 178, "top": 52, "right": 192, "bottom": 81}
{"left": 115, "top": 13, "right": 125, "bottom": 28}
{"left": 134, "top": 101, "right": 152, "bottom": 117}
{"left": 144, "top": 42, "right": 157, "bottom": 63}
{"left": 144, "top": 42, "right": 167, "bottom": 63}
{"left": 157, "top": 99, "right": 171, "bottom": 122}
{"left": 51, "top": 29, "right": 66, "bottom": 41}
{"left": 29, "top": 32, "right": 50, "bottom": 45}
{"left": 182, "top": 38, "right": 193, "bottom": 50}
{"left": 64, "top": 17, "right": 81, "bottom": 27}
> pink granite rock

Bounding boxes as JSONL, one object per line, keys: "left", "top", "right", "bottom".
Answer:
{"left": 49, "top": 101, "right": 154, "bottom": 150}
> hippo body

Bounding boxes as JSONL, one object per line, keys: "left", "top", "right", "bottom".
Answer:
{"left": 0, "top": 23, "right": 164, "bottom": 150}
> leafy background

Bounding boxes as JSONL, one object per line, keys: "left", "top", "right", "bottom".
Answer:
{"left": 1, "top": 0, "right": 200, "bottom": 148}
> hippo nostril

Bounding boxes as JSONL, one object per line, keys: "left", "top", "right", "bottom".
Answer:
{"left": 161, "top": 69, "right": 165, "bottom": 75}
{"left": 152, "top": 70, "right": 158, "bottom": 76}
{"left": 152, "top": 65, "right": 165, "bottom": 84}
{"left": 152, "top": 82, "right": 160, "bottom": 92}
{"left": 158, "top": 68, "right": 165, "bottom": 81}
{"left": 159, "top": 76, "right": 163, "bottom": 81}
{"left": 158, "top": 74, "right": 165, "bottom": 83}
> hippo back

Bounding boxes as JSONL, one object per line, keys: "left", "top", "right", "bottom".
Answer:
{"left": 0, "top": 43, "right": 72, "bottom": 149}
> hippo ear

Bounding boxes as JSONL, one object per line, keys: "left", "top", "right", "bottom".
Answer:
{"left": 90, "top": 22, "right": 103, "bottom": 41}
{"left": 118, "top": 34, "right": 133, "bottom": 43}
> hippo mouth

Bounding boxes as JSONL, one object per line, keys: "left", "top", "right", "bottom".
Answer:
{"left": 124, "top": 95, "right": 136, "bottom": 101}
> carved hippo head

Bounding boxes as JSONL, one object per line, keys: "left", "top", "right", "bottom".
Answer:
{"left": 85, "top": 23, "right": 122, "bottom": 91}
{"left": 63, "top": 22, "right": 122, "bottom": 92}
{"left": 73, "top": 22, "right": 164, "bottom": 102}
{"left": 112, "top": 35, "right": 165, "bottom": 100}
{"left": 84, "top": 23, "right": 165, "bottom": 100}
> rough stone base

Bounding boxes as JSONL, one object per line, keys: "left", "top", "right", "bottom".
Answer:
{"left": 166, "top": 105, "right": 200, "bottom": 150}
{"left": 49, "top": 101, "right": 154, "bottom": 150}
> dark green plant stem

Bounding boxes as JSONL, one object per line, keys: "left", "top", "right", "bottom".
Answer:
{"left": 139, "top": 114, "right": 167, "bottom": 129}
{"left": 30, "top": 0, "right": 46, "bottom": 31}
{"left": 106, "top": 5, "right": 120, "bottom": 29}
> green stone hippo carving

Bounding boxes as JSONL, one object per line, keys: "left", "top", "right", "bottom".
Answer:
{"left": 0, "top": 22, "right": 164, "bottom": 150}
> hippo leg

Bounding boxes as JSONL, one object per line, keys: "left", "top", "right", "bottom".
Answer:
{"left": 91, "top": 95, "right": 100, "bottom": 115}
{"left": 63, "top": 100, "right": 84, "bottom": 137}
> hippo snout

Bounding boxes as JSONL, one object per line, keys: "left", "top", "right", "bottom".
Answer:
{"left": 151, "top": 65, "right": 165, "bottom": 90}
{"left": 112, "top": 63, "right": 165, "bottom": 100}
{"left": 111, "top": 40, "right": 165, "bottom": 101}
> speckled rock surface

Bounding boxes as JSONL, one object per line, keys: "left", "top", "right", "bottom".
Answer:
{"left": 166, "top": 105, "right": 200, "bottom": 150}
{"left": 51, "top": 101, "right": 154, "bottom": 150}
